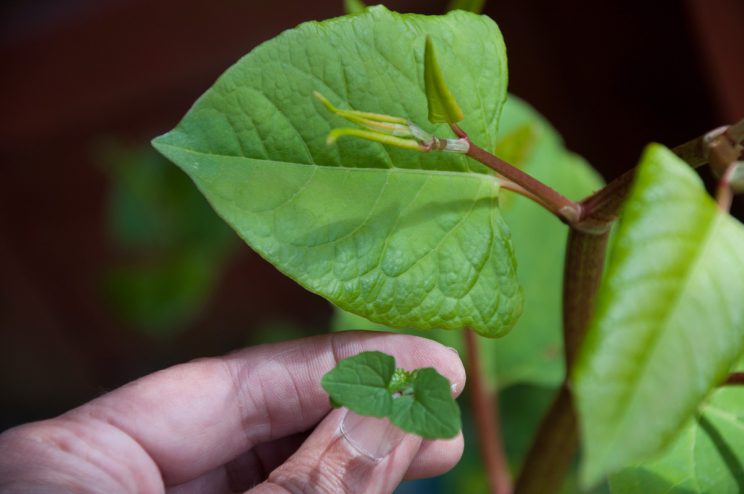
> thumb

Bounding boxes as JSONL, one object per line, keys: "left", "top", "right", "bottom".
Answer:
{"left": 249, "top": 407, "right": 424, "bottom": 494}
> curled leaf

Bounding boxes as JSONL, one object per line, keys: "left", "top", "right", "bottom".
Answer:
{"left": 424, "top": 35, "right": 465, "bottom": 124}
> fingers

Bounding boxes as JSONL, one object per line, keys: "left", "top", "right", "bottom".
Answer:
{"left": 2, "top": 332, "right": 465, "bottom": 490}
{"left": 250, "top": 409, "right": 421, "bottom": 494}
{"left": 404, "top": 434, "right": 464, "bottom": 480}
{"left": 251, "top": 410, "right": 464, "bottom": 494}
{"left": 167, "top": 433, "right": 308, "bottom": 494}
{"left": 168, "top": 430, "right": 463, "bottom": 493}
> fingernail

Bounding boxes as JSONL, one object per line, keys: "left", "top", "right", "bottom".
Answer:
{"left": 447, "top": 346, "right": 459, "bottom": 355}
{"left": 340, "top": 410, "right": 406, "bottom": 460}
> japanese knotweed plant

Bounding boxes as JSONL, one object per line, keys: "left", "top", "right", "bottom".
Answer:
{"left": 153, "top": 5, "right": 744, "bottom": 494}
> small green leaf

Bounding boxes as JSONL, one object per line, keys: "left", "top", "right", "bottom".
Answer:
{"left": 390, "top": 367, "right": 461, "bottom": 439}
{"left": 321, "top": 351, "right": 395, "bottom": 417}
{"left": 447, "top": 0, "right": 486, "bottom": 14}
{"left": 321, "top": 351, "right": 461, "bottom": 439}
{"left": 424, "top": 36, "right": 465, "bottom": 124}
{"left": 609, "top": 375, "right": 744, "bottom": 494}
{"left": 344, "top": 0, "right": 367, "bottom": 15}
{"left": 573, "top": 144, "right": 744, "bottom": 486}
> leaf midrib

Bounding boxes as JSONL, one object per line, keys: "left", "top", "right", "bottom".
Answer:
{"left": 602, "top": 211, "right": 722, "bottom": 466}
{"left": 153, "top": 140, "right": 499, "bottom": 182}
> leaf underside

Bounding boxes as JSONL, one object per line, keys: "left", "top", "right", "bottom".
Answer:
{"left": 332, "top": 95, "right": 603, "bottom": 390}
{"left": 153, "top": 6, "right": 521, "bottom": 337}
{"left": 573, "top": 144, "right": 744, "bottom": 486}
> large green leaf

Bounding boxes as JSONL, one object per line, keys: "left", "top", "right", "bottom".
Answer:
{"left": 153, "top": 6, "right": 521, "bottom": 338}
{"left": 331, "top": 95, "right": 603, "bottom": 389}
{"left": 573, "top": 144, "right": 744, "bottom": 486}
{"left": 609, "top": 379, "right": 744, "bottom": 494}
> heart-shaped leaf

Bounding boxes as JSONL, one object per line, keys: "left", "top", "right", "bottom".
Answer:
{"left": 321, "top": 351, "right": 461, "bottom": 439}
{"left": 573, "top": 144, "right": 744, "bottom": 485}
{"left": 331, "top": 95, "right": 603, "bottom": 390}
{"left": 320, "top": 350, "right": 395, "bottom": 417}
{"left": 153, "top": 6, "right": 520, "bottom": 337}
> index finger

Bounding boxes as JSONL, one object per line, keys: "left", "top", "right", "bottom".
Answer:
{"left": 60, "top": 331, "right": 465, "bottom": 485}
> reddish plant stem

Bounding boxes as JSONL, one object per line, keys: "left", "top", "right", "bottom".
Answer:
{"left": 466, "top": 142, "right": 581, "bottom": 224}
{"left": 514, "top": 120, "right": 744, "bottom": 493}
{"left": 562, "top": 230, "right": 611, "bottom": 367}
{"left": 513, "top": 385, "right": 578, "bottom": 494}
{"left": 464, "top": 329, "right": 513, "bottom": 494}
{"left": 514, "top": 229, "right": 609, "bottom": 494}
{"left": 715, "top": 163, "right": 737, "bottom": 212}
{"left": 724, "top": 373, "right": 744, "bottom": 386}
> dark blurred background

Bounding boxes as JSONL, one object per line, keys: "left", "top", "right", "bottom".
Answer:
{"left": 1, "top": 0, "right": 742, "bottom": 432}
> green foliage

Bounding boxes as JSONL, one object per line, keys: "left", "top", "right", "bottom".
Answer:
{"left": 331, "top": 96, "right": 603, "bottom": 390}
{"left": 344, "top": 0, "right": 367, "bottom": 14}
{"left": 573, "top": 144, "right": 744, "bottom": 486}
{"left": 153, "top": 7, "right": 521, "bottom": 338}
{"left": 321, "top": 351, "right": 461, "bottom": 439}
{"left": 424, "top": 36, "right": 464, "bottom": 124}
{"left": 99, "top": 143, "right": 236, "bottom": 334}
{"left": 447, "top": 0, "right": 486, "bottom": 14}
{"left": 609, "top": 384, "right": 744, "bottom": 493}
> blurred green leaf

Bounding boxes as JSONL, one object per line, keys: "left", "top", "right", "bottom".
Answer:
{"left": 610, "top": 377, "right": 744, "bottom": 494}
{"left": 573, "top": 144, "right": 744, "bottom": 486}
{"left": 447, "top": 0, "right": 486, "bottom": 14}
{"left": 344, "top": 0, "right": 367, "bottom": 14}
{"left": 99, "top": 143, "right": 236, "bottom": 334}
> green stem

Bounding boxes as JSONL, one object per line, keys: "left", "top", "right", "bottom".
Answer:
{"left": 464, "top": 329, "right": 513, "bottom": 494}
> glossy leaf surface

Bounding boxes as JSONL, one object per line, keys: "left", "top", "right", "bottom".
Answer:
{"left": 154, "top": 7, "right": 519, "bottom": 337}
{"left": 573, "top": 144, "right": 744, "bottom": 485}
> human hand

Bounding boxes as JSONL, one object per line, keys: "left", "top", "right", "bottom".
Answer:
{"left": 0, "top": 332, "right": 465, "bottom": 493}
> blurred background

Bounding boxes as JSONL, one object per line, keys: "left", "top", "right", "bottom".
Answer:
{"left": 1, "top": 0, "right": 742, "bottom": 489}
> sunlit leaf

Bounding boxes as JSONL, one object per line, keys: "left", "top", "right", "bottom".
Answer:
{"left": 153, "top": 7, "right": 520, "bottom": 337}
{"left": 573, "top": 144, "right": 744, "bottom": 486}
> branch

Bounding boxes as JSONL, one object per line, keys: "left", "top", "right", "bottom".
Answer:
{"left": 724, "top": 372, "right": 744, "bottom": 386}
{"left": 577, "top": 118, "right": 744, "bottom": 229}
{"left": 513, "top": 229, "right": 609, "bottom": 494}
{"left": 464, "top": 329, "right": 513, "bottom": 494}
{"left": 465, "top": 142, "right": 581, "bottom": 224}
{"left": 513, "top": 385, "right": 578, "bottom": 494}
